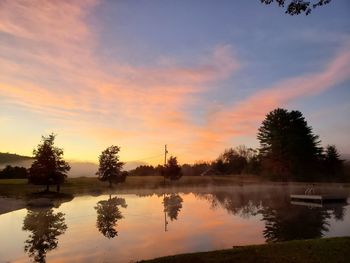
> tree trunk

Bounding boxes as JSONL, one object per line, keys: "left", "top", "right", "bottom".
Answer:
{"left": 109, "top": 179, "right": 112, "bottom": 188}
{"left": 46, "top": 184, "right": 49, "bottom": 192}
{"left": 56, "top": 183, "right": 60, "bottom": 192}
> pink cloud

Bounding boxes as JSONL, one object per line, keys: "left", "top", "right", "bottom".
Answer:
{"left": 0, "top": 0, "right": 96, "bottom": 45}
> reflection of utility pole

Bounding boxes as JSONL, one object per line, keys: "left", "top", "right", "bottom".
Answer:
{"left": 164, "top": 200, "right": 168, "bottom": 232}
{"left": 163, "top": 144, "right": 168, "bottom": 232}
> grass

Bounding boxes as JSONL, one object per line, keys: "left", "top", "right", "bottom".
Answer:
{"left": 0, "top": 175, "right": 266, "bottom": 198}
{"left": 1, "top": 176, "right": 349, "bottom": 198}
{"left": 139, "top": 237, "right": 350, "bottom": 263}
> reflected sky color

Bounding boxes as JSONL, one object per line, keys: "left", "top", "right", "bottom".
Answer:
{"left": 0, "top": 186, "right": 349, "bottom": 262}
{"left": 0, "top": 0, "right": 350, "bottom": 164}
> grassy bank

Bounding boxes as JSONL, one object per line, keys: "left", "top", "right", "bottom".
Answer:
{"left": 140, "top": 237, "right": 350, "bottom": 263}
{"left": 1, "top": 176, "right": 349, "bottom": 198}
{"left": 0, "top": 176, "right": 265, "bottom": 198}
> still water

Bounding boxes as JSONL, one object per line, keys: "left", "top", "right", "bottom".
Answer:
{"left": 0, "top": 185, "right": 349, "bottom": 262}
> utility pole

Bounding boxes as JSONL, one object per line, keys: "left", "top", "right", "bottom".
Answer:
{"left": 164, "top": 144, "right": 168, "bottom": 165}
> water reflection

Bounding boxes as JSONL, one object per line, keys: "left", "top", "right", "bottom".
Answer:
{"left": 163, "top": 194, "right": 183, "bottom": 221}
{"left": 95, "top": 195, "right": 127, "bottom": 238}
{"left": 161, "top": 193, "right": 184, "bottom": 232}
{"left": 22, "top": 208, "right": 67, "bottom": 263}
{"left": 1, "top": 186, "right": 348, "bottom": 262}
{"left": 197, "top": 188, "right": 347, "bottom": 242}
{"left": 261, "top": 203, "right": 332, "bottom": 242}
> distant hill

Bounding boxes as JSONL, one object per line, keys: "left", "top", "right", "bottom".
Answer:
{"left": 0, "top": 152, "right": 32, "bottom": 164}
{"left": 0, "top": 152, "right": 146, "bottom": 177}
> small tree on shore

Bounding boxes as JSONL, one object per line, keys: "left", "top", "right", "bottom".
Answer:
{"left": 163, "top": 156, "right": 182, "bottom": 181}
{"left": 29, "top": 134, "right": 70, "bottom": 192}
{"left": 96, "top": 146, "right": 126, "bottom": 187}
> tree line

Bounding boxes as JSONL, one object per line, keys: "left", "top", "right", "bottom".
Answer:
{"left": 0, "top": 108, "right": 348, "bottom": 191}
{"left": 130, "top": 108, "right": 347, "bottom": 181}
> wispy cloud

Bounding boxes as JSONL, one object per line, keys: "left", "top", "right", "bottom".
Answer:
{"left": 189, "top": 44, "right": 350, "bottom": 159}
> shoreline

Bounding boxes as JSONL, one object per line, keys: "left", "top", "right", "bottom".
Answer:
{"left": 1, "top": 176, "right": 349, "bottom": 198}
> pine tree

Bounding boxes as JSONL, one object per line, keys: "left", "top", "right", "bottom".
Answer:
{"left": 257, "top": 108, "right": 321, "bottom": 180}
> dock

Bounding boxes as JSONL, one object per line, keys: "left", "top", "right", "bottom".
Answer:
{"left": 290, "top": 194, "right": 348, "bottom": 204}
{"left": 291, "top": 201, "right": 323, "bottom": 208}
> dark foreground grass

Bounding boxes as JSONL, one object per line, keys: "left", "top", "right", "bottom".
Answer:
{"left": 140, "top": 237, "right": 350, "bottom": 263}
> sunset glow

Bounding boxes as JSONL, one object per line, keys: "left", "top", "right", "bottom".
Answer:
{"left": 1, "top": 0, "right": 349, "bottom": 164}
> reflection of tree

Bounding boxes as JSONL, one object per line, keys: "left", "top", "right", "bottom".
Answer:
{"left": 330, "top": 204, "right": 346, "bottom": 221}
{"left": 163, "top": 194, "right": 183, "bottom": 221}
{"left": 200, "top": 192, "right": 261, "bottom": 219}
{"left": 22, "top": 208, "right": 67, "bottom": 263}
{"left": 95, "top": 195, "right": 127, "bottom": 239}
{"left": 261, "top": 205, "right": 331, "bottom": 242}
{"left": 195, "top": 187, "right": 346, "bottom": 243}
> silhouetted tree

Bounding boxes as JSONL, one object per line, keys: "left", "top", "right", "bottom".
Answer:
{"left": 96, "top": 146, "right": 125, "bottom": 187}
{"left": 212, "top": 158, "right": 226, "bottom": 175}
{"left": 212, "top": 146, "right": 260, "bottom": 175}
{"left": 95, "top": 196, "right": 127, "bottom": 238}
{"left": 181, "top": 162, "right": 211, "bottom": 176}
{"left": 128, "top": 165, "right": 157, "bottom": 176}
{"left": 29, "top": 134, "right": 70, "bottom": 192}
{"left": 0, "top": 165, "right": 27, "bottom": 179}
{"left": 323, "top": 145, "right": 344, "bottom": 177}
{"left": 163, "top": 156, "right": 182, "bottom": 181}
{"left": 22, "top": 208, "right": 67, "bottom": 263}
{"left": 260, "top": 0, "right": 332, "bottom": 15}
{"left": 257, "top": 108, "right": 321, "bottom": 180}
{"left": 163, "top": 194, "right": 183, "bottom": 221}
{"left": 344, "top": 161, "right": 350, "bottom": 180}
{"left": 222, "top": 148, "right": 247, "bottom": 174}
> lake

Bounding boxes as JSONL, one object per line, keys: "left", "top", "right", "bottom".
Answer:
{"left": 0, "top": 184, "right": 349, "bottom": 262}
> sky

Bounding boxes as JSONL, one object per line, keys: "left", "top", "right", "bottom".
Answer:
{"left": 1, "top": 0, "right": 350, "bottom": 165}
